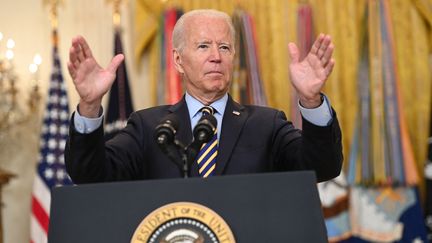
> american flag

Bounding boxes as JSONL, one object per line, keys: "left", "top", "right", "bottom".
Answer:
{"left": 30, "top": 31, "right": 72, "bottom": 243}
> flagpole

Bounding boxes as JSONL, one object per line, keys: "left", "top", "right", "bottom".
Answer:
{"left": 43, "top": 0, "right": 62, "bottom": 40}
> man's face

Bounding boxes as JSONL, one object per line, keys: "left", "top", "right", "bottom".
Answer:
{"left": 173, "top": 15, "right": 234, "bottom": 102}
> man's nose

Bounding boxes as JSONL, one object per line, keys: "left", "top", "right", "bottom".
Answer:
{"left": 209, "top": 46, "right": 221, "bottom": 63}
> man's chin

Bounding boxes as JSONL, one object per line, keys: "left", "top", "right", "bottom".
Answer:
{"left": 209, "top": 83, "right": 229, "bottom": 92}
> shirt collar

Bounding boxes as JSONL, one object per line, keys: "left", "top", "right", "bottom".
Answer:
{"left": 185, "top": 92, "right": 228, "bottom": 118}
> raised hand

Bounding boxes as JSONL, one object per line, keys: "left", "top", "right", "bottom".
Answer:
{"left": 67, "top": 35, "right": 124, "bottom": 117}
{"left": 288, "top": 34, "right": 335, "bottom": 108}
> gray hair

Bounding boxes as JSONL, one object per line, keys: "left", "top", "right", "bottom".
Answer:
{"left": 172, "top": 9, "right": 236, "bottom": 53}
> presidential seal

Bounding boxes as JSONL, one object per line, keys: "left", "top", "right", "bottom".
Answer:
{"left": 131, "top": 202, "right": 235, "bottom": 243}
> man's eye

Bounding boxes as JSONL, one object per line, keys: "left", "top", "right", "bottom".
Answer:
{"left": 198, "top": 44, "right": 208, "bottom": 49}
{"left": 220, "top": 45, "right": 230, "bottom": 51}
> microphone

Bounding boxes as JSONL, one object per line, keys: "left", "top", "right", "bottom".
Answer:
{"left": 193, "top": 113, "right": 217, "bottom": 143}
{"left": 186, "top": 113, "right": 217, "bottom": 167}
{"left": 155, "top": 113, "right": 188, "bottom": 177}
{"left": 154, "top": 113, "right": 179, "bottom": 148}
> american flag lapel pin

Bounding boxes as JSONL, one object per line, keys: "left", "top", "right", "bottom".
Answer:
{"left": 232, "top": 110, "right": 240, "bottom": 116}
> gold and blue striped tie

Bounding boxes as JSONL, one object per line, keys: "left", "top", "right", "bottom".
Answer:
{"left": 196, "top": 106, "right": 218, "bottom": 177}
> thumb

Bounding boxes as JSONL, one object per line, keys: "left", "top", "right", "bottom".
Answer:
{"left": 288, "top": 42, "right": 300, "bottom": 64}
{"left": 107, "top": 54, "right": 125, "bottom": 74}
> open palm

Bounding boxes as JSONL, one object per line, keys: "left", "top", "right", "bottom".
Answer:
{"left": 67, "top": 36, "right": 124, "bottom": 117}
{"left": 288, "top": 34, "right": 335, "bottom": 108}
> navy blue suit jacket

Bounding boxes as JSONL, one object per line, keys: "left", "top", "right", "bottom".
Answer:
{"left": 65, "top": 95, "right": 343, "bottom": 183}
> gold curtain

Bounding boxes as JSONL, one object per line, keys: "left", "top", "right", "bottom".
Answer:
{"left": 135, "top": 0, "right": 296, "bottom": 113}
{"left": 135, "top": 0, "right": 432, "bottom": 189}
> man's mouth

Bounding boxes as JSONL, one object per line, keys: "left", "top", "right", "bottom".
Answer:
{"left": 206, "top": 71, "right": 223, "bottom": 75}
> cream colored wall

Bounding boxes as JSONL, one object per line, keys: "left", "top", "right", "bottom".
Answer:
{"left": 0, "top": 0, "right": 150, "bottom": 242}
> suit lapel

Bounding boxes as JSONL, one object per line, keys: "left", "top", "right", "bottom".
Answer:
{"left": 168, "top": 98, "right": 192, "bottom": 146}
{"left": 215, "top": 96, "right": 247, "bottom": 175}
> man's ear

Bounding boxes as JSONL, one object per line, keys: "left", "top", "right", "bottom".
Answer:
{"left": 173, "top": 49, "right": 184, "bottom": 74}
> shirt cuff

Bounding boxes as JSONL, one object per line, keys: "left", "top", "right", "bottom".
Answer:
{"left": 73, "top": 107, "right": 104, "bottom": 134}
{"left": 298, "top": 94, "right": 333, "bottom": 126}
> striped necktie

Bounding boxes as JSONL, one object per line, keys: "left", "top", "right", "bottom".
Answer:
{"left": 196, "top": 106, "right": 218, "bottom": 177}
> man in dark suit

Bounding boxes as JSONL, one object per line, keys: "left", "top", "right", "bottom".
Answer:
{"left": 65, "top": 9, "right": 342, "bottom": 184}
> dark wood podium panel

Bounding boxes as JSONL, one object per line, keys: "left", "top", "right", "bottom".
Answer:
{"left": 48, "top": 171, "right": 327, "bottom": 243}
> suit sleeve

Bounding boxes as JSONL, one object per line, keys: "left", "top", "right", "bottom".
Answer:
{"left": 65, "top": 112, "right": 147, "bottom": 184}
{"left": 272, "top": 109, "right": 343, "bottom": 182}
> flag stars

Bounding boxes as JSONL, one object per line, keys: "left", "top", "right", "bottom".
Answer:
{"left": 50, "top": 109, "right": 59, "bottom": 119}
{"left": 49, "top": 94, "right": 59, "bottom": 103}
{"left": 59, "top": 155, "right": 65, "bottom": 164}
{"left": 48, "top": 138, "right": 58, "bottom": 149}
{"left": 44, "top": 168, "right": 69, "bottom": 182}
{"left": 46, "top": 153, "right": 55, "bottom": 164}
{"left": 52, "top": 66, "right": 60, "bottom": 74}
{"left": 60, "top": 97, "right": 68, "bottom": 106}
{"left": 412, "top": 237, "right": 423, "bottom": 243}
{"left": 50, "top": 81, "right": 59, "bottom": 89}
{"left": 56, "top": 170, "right": 65, "bottom": 180}
{"left": 49, "top": 124, "right": 58, "bottom": 134}
{"left": 59, "top": 139, "right": 66, "bottom": 150}
{"left": 60, "top": 111, "right": 69, "bottom": 120}
{"left": 44, "top": 168, "right": 54, "bottom": 179}
{"left": 60, "top": 125, "right": 68, "bottom": 135}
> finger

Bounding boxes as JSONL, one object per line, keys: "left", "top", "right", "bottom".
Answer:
{"left": 317, "top": 35, "right": 331, "bottom": 59}
{"left": 67, "top": 61, "right": 76, "bottom": 80}
{"left": 72, "top": 37, "right": 86, "bottom": 62}
{"left": 74, "top": 60, "right": 81, "bottom": 72}
{"left": 309, "top": 53, "right": 323, "bottom": 70}
{"left": 324, "top": 58, "right": 335, "bottom": 77}
{"left": 321, "top": 43, "right": 334, "bottom": 66}
{"left": 69, "top": 44, "right": 78, "bottom": 65}
{"left": 106, "top": 54, "right": 125, "bottom": 74}
{"left": 69, "top": 45, "right": 84, "bottom": 76}
{"left": 70, "top": 43, "right": 83, "bottom": 63}
{"left": 77, "top": 35, "right": 93, "bottom": 59}
{"left": 310, "top": 33, "right": 325, "bottom": 55}
{"left": 288, "top": 42, "right": 300, "bottom": 64}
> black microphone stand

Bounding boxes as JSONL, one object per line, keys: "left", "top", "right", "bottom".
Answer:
{"left": 160, "top": 140, "right": 190, "bottom": 178}
{"left": 175, "top": 140, "right": 190, "bottom": 179}
{"left": 181, "top": 146, "right": 189, "bottom": 179}
{"left": 156, "top": 112, "right": 216, "bottom": 178}
{"left": 167, "top": 134, "right": 212, "bottom": 178}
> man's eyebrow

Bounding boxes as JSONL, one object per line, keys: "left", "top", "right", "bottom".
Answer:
{"left": 194, "top": 40, "right": 211, "bottom": 44}
{"left": 193, "top": 40, "right": 232, "bottom": 46}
